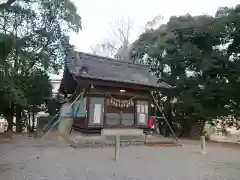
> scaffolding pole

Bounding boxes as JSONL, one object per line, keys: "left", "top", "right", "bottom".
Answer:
{"left": 151, "top": 92, "right": 178, "bottom": 143}
{"left": 40, "top": 91, "right": 84, "bottom": 139}
{"left": 70, "top": 88, "right": 86, "bottom": 134}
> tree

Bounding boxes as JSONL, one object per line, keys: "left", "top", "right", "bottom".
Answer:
{"left": 130, "top": 9, "right": 240, "bottom": 137}
{"left": 91, "top": 16, "right": 133, "bottom": 60}
{"left": 0, "top": 0, "right": 81, "bottom": 132}
{"left": 215, "top": 5, "right": 240, "bottom": 120}
{"left": 24, "top": 70, "right": 52, "bottom": 132}
{"left": 91, "top": 15, "right": 164, "bottom": 62}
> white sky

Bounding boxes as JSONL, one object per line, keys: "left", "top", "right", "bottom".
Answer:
{"left": 70, "top": 0, "right": 239, "bottom": 52}
{"left": 50, "top": 0, "right": 239, "bottom": 80}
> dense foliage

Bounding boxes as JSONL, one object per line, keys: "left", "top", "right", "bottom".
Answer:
{"left": 0, "top": 0, "right": 81, "bottom": 132}
{"left": 130, "top": 5, "right": 240, "bottom": 136}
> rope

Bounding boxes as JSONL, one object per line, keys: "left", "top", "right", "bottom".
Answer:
{"left": 105, "top": 92, "right": 137, "bottom": 108}
{"left": 105, "top": 92, "right": 137, "bottom": 102}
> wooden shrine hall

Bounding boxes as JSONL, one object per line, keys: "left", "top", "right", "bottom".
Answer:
{"left": 58, "top": 51, "right": 173, "bottom": 133}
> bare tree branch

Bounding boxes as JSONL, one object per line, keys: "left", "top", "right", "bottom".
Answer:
{"left": 109, "top": 17, "right": 133, "bottom": 45}
{"left": 91, "top": 16, "right": 134, "bottom": 59}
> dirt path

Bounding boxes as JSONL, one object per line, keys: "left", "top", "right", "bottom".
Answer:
{"left": 0, "top": 136, "right": 240, "bottom": 180}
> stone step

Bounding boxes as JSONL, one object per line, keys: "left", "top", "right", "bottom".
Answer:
{"left": 74, "top": 141, "right": 145, "bottom": 148}
{"left": 72, "top": 139, "right": 177, "bottom": 149}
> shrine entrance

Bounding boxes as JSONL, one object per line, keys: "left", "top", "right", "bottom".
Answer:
{"left": 105, "top": 94, "right": 135, "bottom": 127}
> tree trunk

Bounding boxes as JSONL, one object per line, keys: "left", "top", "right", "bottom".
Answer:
{"left": 31, "top": 111, "right": 35, "bottom": 132}
{"left": 6, "top": 113, "right": 13, "bottom": 132}
{"left": 15, "top": 106, "right": 22, "bottom": 133}
{"left": 5, "top": 107, "right": 14, "bottom": 132}
{"left": 162, "top": 124, "right": 168, "bottom": 137}
{"left": 27, "top": 109, "right": 31, "bottom": 135}
{"left": 180, "top": 119, "right": 193, "bottom": 137}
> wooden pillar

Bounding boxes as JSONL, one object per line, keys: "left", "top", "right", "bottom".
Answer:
{"left": 85, "top": 86, "right": 90, "bottom": 133}
{"left": 103, "top": 96, "right": 107, "bottom": 127}
{"left": 134, "top": 100, "right": 137, "bottom": 126}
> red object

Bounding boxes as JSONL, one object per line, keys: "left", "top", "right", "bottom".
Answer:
{"left": 148, "top": 116, "right": 153, "bottom": 129}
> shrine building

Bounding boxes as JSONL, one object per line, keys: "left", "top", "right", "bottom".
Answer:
{"left": 58, "top": 51, "right": 172, "bottom": 133}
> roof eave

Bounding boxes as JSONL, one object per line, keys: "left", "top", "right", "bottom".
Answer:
{"left": 75, "top": 75, "right": 172, "bottom": 90}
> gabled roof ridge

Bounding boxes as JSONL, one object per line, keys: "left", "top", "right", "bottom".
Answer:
{"left": 75, "top": 51, "right": 149, "bottom": 67}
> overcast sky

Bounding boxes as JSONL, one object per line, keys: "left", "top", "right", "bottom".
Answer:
{"left": 50, "top": 0, "right": 239, "bottom": 79}
{"left": 70, "top": 0, "right": 239, "bottom": 52}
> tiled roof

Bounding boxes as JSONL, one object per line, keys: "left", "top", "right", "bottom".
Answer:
{"left": 65, "top": 51, "right": 173, "bottom": 89}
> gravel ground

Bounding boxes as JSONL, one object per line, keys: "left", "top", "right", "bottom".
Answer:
{"left": 0, "top": 137, "right": 240, "bottom": 180}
